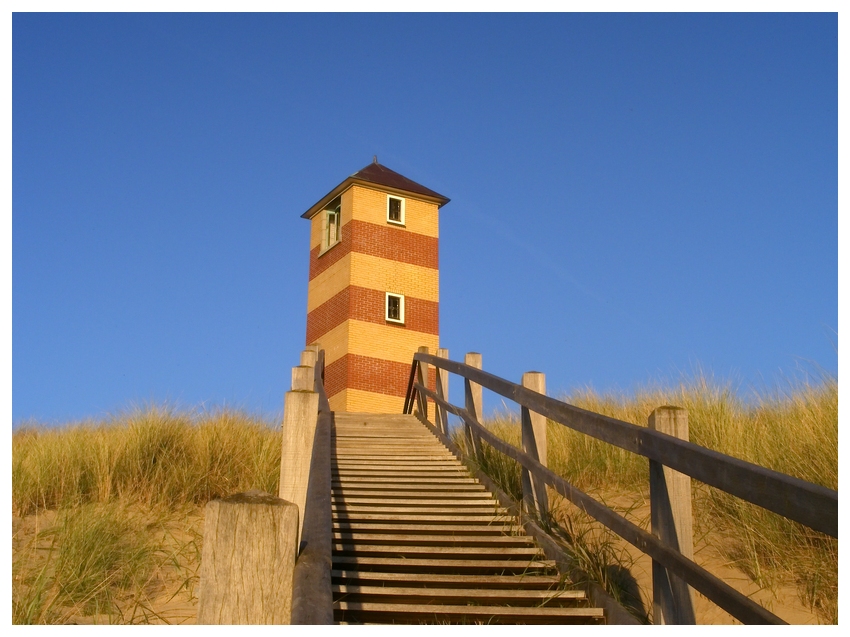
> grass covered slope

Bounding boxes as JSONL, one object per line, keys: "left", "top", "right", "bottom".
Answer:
{"left": 13, "top": 408, "right": 281, "bottom": 516}
{"left": 455, "top": 374, "right": 837, "bottom": 623}
{"left": 12, "top": 408, "right": 281, "bottom": 624}
{"left": 11, "top": 374, "right": 838, "bottom": 624}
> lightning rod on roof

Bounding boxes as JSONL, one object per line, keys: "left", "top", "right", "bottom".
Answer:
{"left": 373, "top": 155, "right": 378, "bottom": 164}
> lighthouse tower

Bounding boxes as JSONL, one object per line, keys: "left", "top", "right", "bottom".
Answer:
{"left": 301, "top": 159, "right": 449, "bottom": 413}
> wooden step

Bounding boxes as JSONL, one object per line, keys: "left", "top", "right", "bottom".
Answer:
{"left": 332, "top": 506, "right": 506, "bottom": 515}
{"left": 332, "top": 466, "right": 466, "bottom": 473}
{"left": 332, "top": 476, "right": 479, "bottom": 484}
{"left": 332, "top": 556, "right": 556, "bottom": 574}
{"left": 331, "top": 570, "right": 561, "bottom": 589}
{"left": 331, "top": 456, "right": 467, "bottom": 470}
{"left": 331, "top": 523, "right": 523, "bottom": 535}
{"left": 333, "top": 487, "right": 488, "bottom": 496}
{"left": 332, "top": 453, "right": 458, "bottom": 459}
{"left": 333, "top": 585, "right": 586, "bottom": 605}
{"left": 332, "top": 497, "right": 499, "bottom": 506}
{"left": 333, "top": 602, "right": 604, "bottom": 624}
{"left": 333, "top": 513, "right": 515, "bottom": 524}
{"left": 331, "top": 462, "right": 469, "bottom": 475}
{"left": 328, "top": 412, "right": 605, "bottom": 625}
{"left": 333, "top": 544, "right": 541, "bottom": 558}
{"left": 334, "top": 432, "right": 435, "bottom": 438}
{"left": 334, "top": 441, "right": 437, "bottom": 447}
{"left": 332, "top": 533, "right": 537, "bottom": 546}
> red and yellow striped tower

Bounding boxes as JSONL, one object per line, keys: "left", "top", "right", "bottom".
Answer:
{"left": 301, "top": 159, "right": 449, "bottom": 413}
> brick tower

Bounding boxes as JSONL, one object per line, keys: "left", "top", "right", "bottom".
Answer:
{"left": 302, "top": 159, "right": 449, "bottom": 413}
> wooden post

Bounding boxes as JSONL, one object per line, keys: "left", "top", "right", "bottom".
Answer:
{"left": 197, "top": 490, "right": 298, "bottom": 624}
{"left": 464, "top": 352, "right": 483, "bottom": 459}
{"left": 415, "top": 346, "right": 429, "bottom": 419}
{"left": 435, "top": 348, "right": 449, "bottom": 434}
{"left": 649, "top": 406, "right": 696, "bottom": 625}
{"left": 521, "top": 371, "right": 549, "bottom": 524}
{"left": 279, "top": 379, "right": 319, "bottom": 547}
{"left": 291, "top": 365, "right": 313, "bottom": 391}
{"left": 300, "top": 348, "right": 317, "bottom": 369}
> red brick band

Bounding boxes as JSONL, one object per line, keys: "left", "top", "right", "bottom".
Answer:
{"left": 306, "top": 286, "right": 438, "bottom": 345}
{"left": 310, "top": 219, "right": 438, "bottom": 280}
{"left": 325, "top": 354, "right": 437, "bottom": 401}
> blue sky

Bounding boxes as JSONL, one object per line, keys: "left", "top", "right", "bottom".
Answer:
{"left": 12, "top": 12, "right": 837, "bottom": 424}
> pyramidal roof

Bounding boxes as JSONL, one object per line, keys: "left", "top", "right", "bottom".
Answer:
{"left": 301, "top": 160, "right": 450, "bottom": 219}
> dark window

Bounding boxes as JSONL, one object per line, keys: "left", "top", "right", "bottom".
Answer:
{"left": 388, "top": 197, "right": 402, "bottom": 222}
{"left": 387, "top": 294, "right": 402, "bottom": 321}
{"left": 325, "top": 206, "right": 340, "bottom": 249}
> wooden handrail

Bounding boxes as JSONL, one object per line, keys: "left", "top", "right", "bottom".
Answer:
{"left": 414, "top": 382, "right": 781, "bottom": 624}
{"left": 408, "top": 353, "right": 837, "bottom": 538}
{"left": 405, "top": 352, "right": 838, "bottom": 625}
{"left": 402, "top": 357, "right": 418, "bottom": 415}
{"left": 290, "top": 349, "right": 333, "bottom": 624}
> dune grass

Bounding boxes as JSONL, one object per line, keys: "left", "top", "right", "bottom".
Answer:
{"left": 13, "top": 501, "right": 205, "bottom": 625}
{"left": 12, "top": 407, "right": 279, "bottom": 624}
{"left": 453, "top": 373, "right": 837, "bottom": 623}
{"left": 12, "top": 377, "right": 837, "bottom": 624}
{"left": 12, "top": 407, "right": 281, "bottom": 517}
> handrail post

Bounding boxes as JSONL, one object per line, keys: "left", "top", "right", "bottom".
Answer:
{"left": 403, "top": 360, "right": 417, "bottom": 414}
{"left": 415, "top": 346, "right": 430, "bottom": 420}
{"left": 300, "top": 347, "right": 318, "bottom": 369}
{"left": 290, "top": 346, "right": 333, "bottom": 625}
{"left": 279, "top": 351, "right": 320, "bottom": 547}
{"left": 521, "top": 371, "right": 549, "bottom": 525}
{"left": 291, "top": 365, "right": 313, "bottom": 391}
{"left": 435, "top": 348, "right": 449, "bottom": 434}
{"left": 649, "top": 406, "right": 696, "bottom": 624}
{"left": 197, "top": 490, "right": 298, "bottom": 624}
{"left": 463, "top": 352, "right": 483, "bottom": 460}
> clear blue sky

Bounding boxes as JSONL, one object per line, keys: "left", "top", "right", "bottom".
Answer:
{"left": 12, "top": 12, "right": 837, "bottom": 424}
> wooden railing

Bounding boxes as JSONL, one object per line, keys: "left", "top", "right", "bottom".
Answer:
{"left": 290, "top": 348, "right": 334, "bottom": 624}
{"left": 404, "top": 350, "right": 838, "bottom": 625}
{"left": 197, "top": 346, "right": 333, "bottom": 624}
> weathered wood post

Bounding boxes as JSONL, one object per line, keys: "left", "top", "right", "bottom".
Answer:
{"left": 280, "top": 351, "right": 320, "bottom": 546}
{"left": 435, "top": 347, "right": 449, "bottom": 434}
{"left": 649, "top": 406, "right": 696, "bottom": 624}
{"left": 300, "top": 347, "right": 318, "bottom": 369}
{"left": 291, "top": 365, "right": 313, "bottom": 391}
{"left": 521, "top": 372, "right": 549, "bottom": 524}
{"left": 415, "top": 346, "right": 430, "bottom": 419}
{"left": 197, "top": 490, "right": 298, "bottom": 624}
{"left": 463, "top": 352, "right": 483, "bottom": 460}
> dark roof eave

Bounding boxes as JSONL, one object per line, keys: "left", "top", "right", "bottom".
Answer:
{"left": 300, "top": 177, "right": 450, "bottom": 219}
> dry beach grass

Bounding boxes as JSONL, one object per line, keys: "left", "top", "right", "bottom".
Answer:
{"left": 456, "top": 372, "right": 838, "bottom": 623}
{"left": 11, "top": 373, "right": 837, "bottom": 624}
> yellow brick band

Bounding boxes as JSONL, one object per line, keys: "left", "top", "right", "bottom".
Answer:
{"left": 307, "top": 252, "right": 439, "bottom": 313}
{"left": 348, "top": 320, "right": 439, "bottom": 365}
{"left": 312, "top": 320, "right": 349, "bottom": 367}
{"left": 350, "top": 253, "right": 439, "bottom": 301}
{"left": 307, "top": 253, "right": 353, "bottom": 313}
{"left": 351, "top": 184, "right": 439, "bottom": 238}
{"left": 329, "top": 388, "right": 406, "bottom": 414}
{"left": 316, "top": 319, "right": 438, "bottom": 367}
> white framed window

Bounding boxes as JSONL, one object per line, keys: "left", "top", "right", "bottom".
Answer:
{"left": 385, "top": 292, "right": 405, "bottom": 324}
{"left": 387, "top": 195, "right": 405, "bottom": 226}
{"left": 321, "top": 202, "right": 341, "bottom": 253}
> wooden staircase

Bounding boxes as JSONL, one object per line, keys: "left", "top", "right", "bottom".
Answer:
{"left": 331, "top": 412, "right": 605, "bottom": 625}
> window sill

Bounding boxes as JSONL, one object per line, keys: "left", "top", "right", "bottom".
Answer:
{"left": 318, "top": 240, "right": 341, "bottom": 258}
{"left": 387, "top": 219, "right": 406, "bottom": 228}
{"left": 385, "top": 318, "right": 405, "bottom": 326}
